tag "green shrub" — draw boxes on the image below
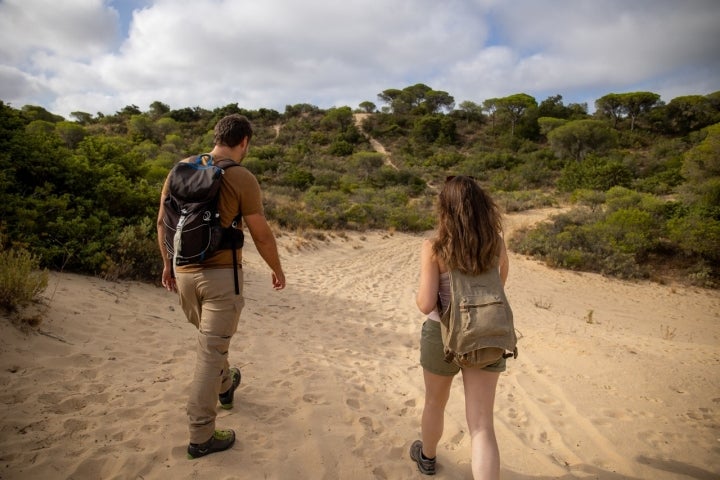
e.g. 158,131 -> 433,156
105,217 -> 161,282
595,208 -> 658,255
278,167 -> 315,190
509,224 -> 551,256
570,189 -> 606,211
343,203 -> 373,228
253,145 -> 283,160
510,159 -> 557,189
668,210 -> 720,261
244,156 -> 280,176
425,151 -> 463,169
493,189 -> 556,212
328,140 -> 354,156
0,246 -> 48,313
558,155 -> 634,192
387,206 -> 435,231
368,167 -> 426,195
303,189 -> 348,229
312,169 -> 342,188
546,247 -> 590,270
510,207 -> 649,279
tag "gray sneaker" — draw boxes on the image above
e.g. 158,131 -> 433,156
410,440 -> 436,475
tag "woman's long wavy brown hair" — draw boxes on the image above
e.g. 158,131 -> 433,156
432,176 -> 503,275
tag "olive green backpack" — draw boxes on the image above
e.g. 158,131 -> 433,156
439,267 -> 518,368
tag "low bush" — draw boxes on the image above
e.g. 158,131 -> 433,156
105,217 -> 161,282
0,246 -> 49,315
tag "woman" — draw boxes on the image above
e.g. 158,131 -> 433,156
411,176 -> 510,479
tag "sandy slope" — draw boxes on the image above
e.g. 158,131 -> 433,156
0,208 -> 718,479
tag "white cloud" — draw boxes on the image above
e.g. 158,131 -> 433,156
0,0 -> 717,117
0,65 -> 46,101
0,0 -> 118,64
469,0 -> 720,98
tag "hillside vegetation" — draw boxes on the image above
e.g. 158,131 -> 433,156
0,85 -> 718,288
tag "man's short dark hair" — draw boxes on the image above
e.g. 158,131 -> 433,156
213,114 -> 253,147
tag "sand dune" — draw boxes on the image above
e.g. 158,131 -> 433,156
1,208 -> 718,479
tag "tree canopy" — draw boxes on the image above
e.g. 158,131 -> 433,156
378,83 -> 454,115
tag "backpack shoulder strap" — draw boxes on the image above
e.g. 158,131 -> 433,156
214,158 -> 241,171
186,153 -> 238,170
212,156 -> 243,296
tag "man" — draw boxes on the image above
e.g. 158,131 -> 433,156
157,114 -> 286,459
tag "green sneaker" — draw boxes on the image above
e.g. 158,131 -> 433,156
219,367 -> 241,409
187,429 -> 236,459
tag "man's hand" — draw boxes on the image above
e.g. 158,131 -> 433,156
161,265 -> 177,292
245,212 -> 286,292
272,270 -> 286,290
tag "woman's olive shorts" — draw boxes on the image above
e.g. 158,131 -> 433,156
420,320 -> 506,376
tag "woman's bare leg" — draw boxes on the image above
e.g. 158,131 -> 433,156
421,369 -> 454,458
462,367 -> 501,480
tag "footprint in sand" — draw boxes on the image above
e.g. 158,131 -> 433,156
139,423 -> 160,434
599,408 -> 633,421
62,418 -> 88,435
302,393 -> 329,405
49,396 -> 91,415
445,430 -> 465,451
358,416 -> 384,435
536,395 -> 559,406
506,407 -> 530,428
685,408 -> 713,421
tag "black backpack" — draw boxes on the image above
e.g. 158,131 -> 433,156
162,154 -> 244,293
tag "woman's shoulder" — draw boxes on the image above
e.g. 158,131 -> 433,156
421,236 -> 437,254
423,239 -> 449,274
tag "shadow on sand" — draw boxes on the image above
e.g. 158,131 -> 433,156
501,456 -> 717,480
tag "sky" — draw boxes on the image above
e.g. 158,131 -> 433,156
1,0 -> 718,119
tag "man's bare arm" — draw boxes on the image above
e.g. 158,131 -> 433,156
244,213 -> 286,290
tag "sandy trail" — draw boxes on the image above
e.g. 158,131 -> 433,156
0,207 -> 718,479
